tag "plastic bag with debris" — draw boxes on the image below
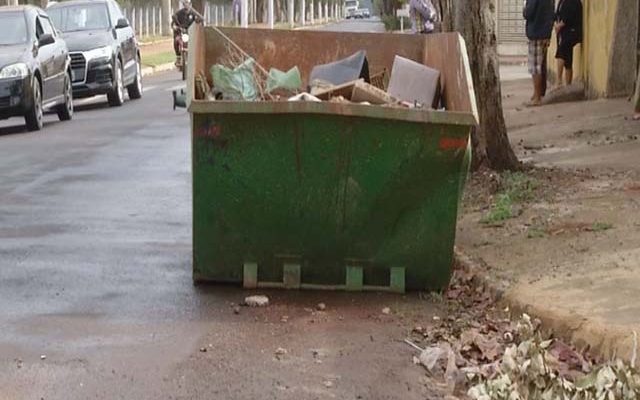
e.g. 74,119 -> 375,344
210,58 -> 258,101
266,67 -> 302,95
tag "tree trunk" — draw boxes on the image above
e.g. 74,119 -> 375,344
438,0 -> 519,171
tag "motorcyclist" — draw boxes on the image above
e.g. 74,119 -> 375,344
171,0 -> 200,64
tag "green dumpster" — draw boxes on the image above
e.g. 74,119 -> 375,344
188,25 -> 478,292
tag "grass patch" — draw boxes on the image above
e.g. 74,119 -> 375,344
141,51 -> 175,68
481,172 -> 539,225
481,193 -> 513,224
139,35 -> 172,44
527,227 -> 546,239
502,171 -> 539,202
590,222 -> 613,232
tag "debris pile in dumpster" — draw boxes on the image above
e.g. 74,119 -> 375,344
195,33 -> 442,110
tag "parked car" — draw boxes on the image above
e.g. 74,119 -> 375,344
0,6 -> 73,131
47,0 -> 142,107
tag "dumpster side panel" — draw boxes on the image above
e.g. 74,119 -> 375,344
192,112 -> 470,290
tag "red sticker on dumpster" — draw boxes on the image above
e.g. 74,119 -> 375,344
439,137 -> 468,150
196,120 -> 221,138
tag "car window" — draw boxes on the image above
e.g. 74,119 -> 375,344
0,12 -> 28,45
35,16 -> 45,39
107,1 -> 123,26
39,16 -> 56,36
48,3 -> 111,32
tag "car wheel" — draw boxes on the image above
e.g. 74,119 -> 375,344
127,56 -> 143,100
25,78 -> 43,132
107,58 -> 125,107
57,73 -> 74,121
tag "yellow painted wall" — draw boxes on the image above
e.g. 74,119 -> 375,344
547,0 -> 618,97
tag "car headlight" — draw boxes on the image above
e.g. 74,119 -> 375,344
0,63 -> 29,80
84,46 -> 112,62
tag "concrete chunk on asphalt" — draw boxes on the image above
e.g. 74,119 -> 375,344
244,295 -> 269,307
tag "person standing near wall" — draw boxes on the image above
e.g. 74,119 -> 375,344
523,0 -> 555,106
554,0 -> 583,89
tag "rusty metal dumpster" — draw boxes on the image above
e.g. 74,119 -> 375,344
187,25 -> 478,292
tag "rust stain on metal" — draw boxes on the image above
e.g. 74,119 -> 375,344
439,137 -> 468,150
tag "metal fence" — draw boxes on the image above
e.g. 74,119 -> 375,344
121,3 -> 239,38
122,0 -> 341,38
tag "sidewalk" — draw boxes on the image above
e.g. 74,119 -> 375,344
457,75 -> 640,362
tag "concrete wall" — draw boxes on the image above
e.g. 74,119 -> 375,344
548,0 -> 639,98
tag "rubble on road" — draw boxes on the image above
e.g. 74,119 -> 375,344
244,295 -> 269,307
275,347 -> 287,360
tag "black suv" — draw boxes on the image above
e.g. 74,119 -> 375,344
0,6 -> 73,131
47,0 -> 142,106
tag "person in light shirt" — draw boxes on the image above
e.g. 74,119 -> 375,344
409,0 -> 437,34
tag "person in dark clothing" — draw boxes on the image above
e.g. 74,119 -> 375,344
554,0 -> 583,89
523,0 -> 555,106
171,0 -> 200,57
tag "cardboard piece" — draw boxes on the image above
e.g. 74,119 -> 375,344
350,80 -> 400,105
312,79 -> 363,101
387,56 -> 441,108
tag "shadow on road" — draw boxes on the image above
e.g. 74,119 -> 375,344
0,121 -> 60,137
74,100 -> 111,113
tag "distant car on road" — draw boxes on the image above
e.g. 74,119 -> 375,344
47,0 -> 142,107
344,0 -> 358,18
0,6 -> 73,131
361,8 -> 370,18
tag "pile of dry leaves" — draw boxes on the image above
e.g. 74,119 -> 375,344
406,268 -> 640,399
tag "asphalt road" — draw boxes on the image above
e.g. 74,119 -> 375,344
0,73 -> 204,398
0,20 -> 439,399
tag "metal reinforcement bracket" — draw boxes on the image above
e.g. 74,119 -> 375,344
242,261 -> 405,293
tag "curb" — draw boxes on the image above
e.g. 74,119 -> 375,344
454,248 -> 637,363
141,62 -> 176,77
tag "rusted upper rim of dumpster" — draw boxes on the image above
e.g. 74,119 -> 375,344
188,99 -> 478,127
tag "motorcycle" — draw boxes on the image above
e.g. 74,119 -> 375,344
175,28 -> 189,81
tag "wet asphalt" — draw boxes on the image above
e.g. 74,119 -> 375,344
0,20 -> 388,399
0,71 -> 214,398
